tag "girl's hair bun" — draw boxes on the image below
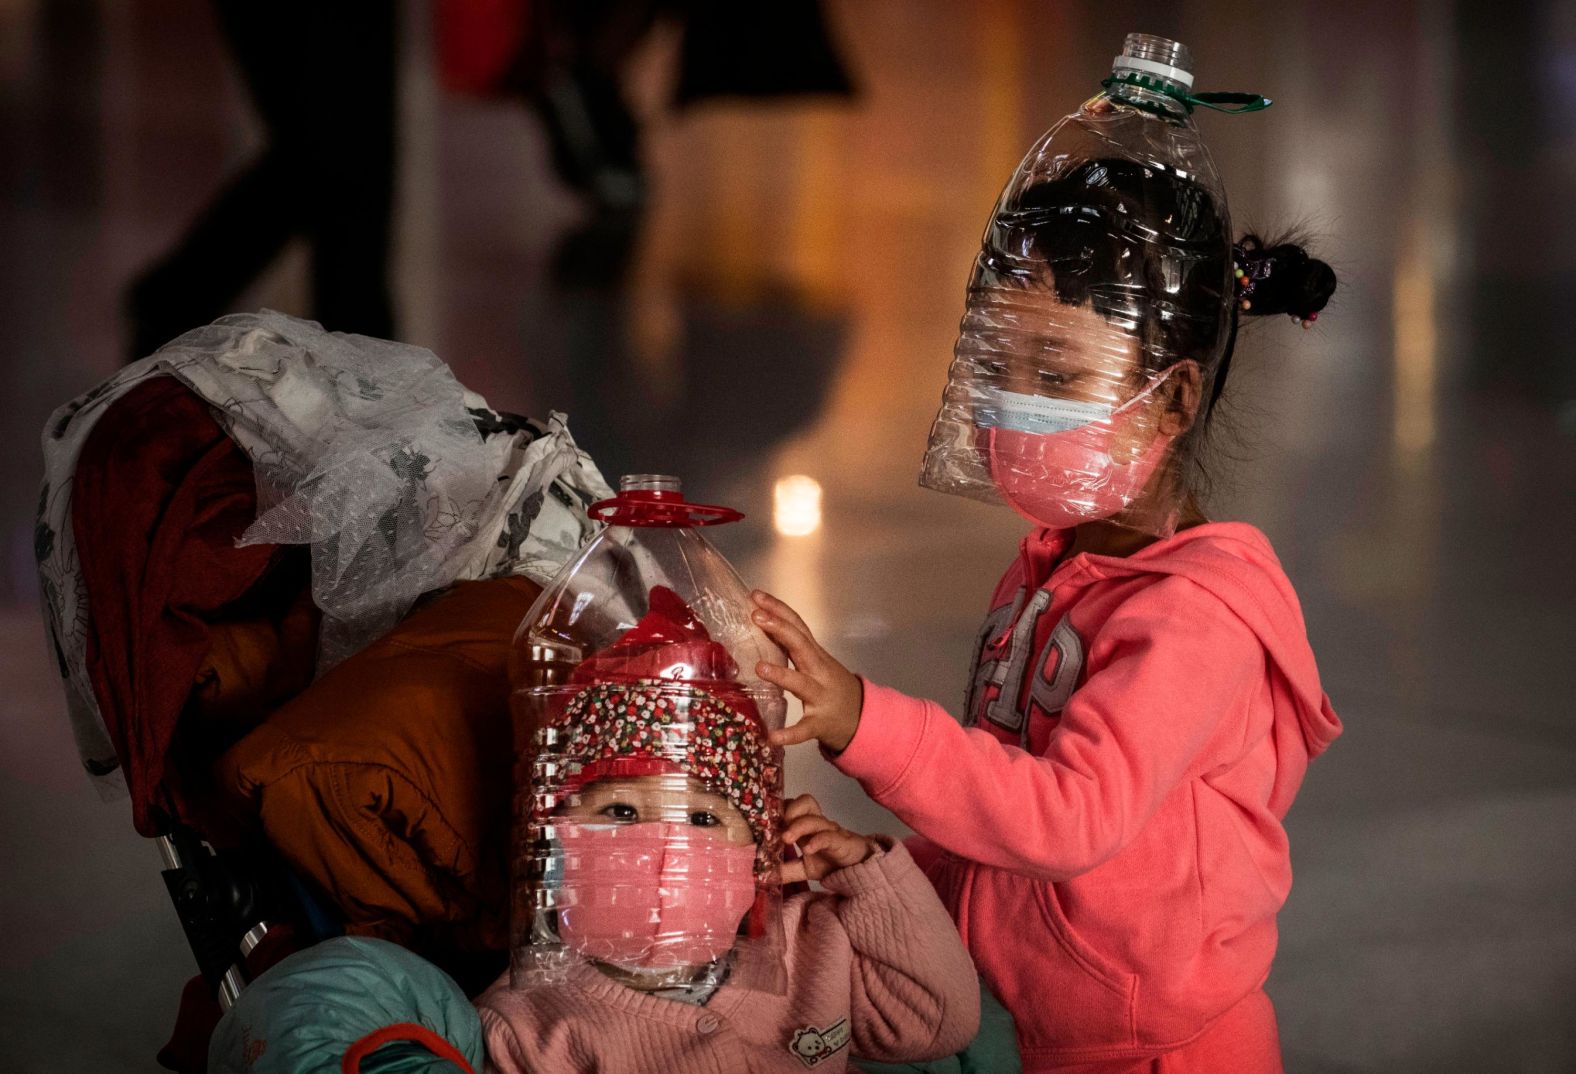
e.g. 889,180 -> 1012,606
1233,234 -> 1336,321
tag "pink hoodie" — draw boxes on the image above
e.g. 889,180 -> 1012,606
476,841 -> 980,1073
834,522 -> 1340,1071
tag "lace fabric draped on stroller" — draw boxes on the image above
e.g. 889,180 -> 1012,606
35,312 -> 611,1070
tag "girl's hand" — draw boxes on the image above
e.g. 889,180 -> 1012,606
750,591 -> 863,752
778,794 -> 879,884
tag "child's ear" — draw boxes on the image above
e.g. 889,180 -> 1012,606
1158,360 -> 1203,437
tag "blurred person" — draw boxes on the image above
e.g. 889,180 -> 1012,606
446,0 -> 855,212
125,1 -> 397,360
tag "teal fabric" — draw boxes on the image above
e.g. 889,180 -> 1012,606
855,979 -> 1021,1074
208,937 -> 484,1074
357,1041 -> 469,1074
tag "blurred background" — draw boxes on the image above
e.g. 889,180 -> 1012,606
3,1 -> 1575,1071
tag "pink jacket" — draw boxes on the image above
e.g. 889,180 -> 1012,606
476,841 -> 980,1073
834,523 -> 1340,1071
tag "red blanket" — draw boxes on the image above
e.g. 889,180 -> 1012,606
71,376 -> 300,836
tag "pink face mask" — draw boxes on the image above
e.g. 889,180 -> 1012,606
553,821 -> 759,970
981,378 -> 1174,531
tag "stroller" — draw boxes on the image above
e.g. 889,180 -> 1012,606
36,313 -> 611,1072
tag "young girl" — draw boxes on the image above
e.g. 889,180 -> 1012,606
475,672 -> 983,1073
749,38 -> 1341,1074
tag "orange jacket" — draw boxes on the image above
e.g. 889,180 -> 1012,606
220,576 -> 541,950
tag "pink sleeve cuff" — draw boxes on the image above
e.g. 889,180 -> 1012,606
831,678 -> 933,800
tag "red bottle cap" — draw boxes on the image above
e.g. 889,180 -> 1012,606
588,475 -> 744,528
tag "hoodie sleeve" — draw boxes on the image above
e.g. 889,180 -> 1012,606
818,840 -> 981,1062
834,577 -> 1264,880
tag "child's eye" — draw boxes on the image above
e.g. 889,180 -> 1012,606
601,803 -> 638,822
1038,369 -> 1069,386
689,811 -> 720,828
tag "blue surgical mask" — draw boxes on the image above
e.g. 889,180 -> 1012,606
974,388 -> 1115,435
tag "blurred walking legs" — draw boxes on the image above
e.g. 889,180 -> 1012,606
125,0 -> 397,359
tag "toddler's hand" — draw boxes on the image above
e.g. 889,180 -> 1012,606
778,794 -> 879,884
750,591 -> 863,752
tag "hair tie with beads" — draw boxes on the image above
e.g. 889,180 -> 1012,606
1232,240 -> 1272,314
1233,239 -> 1323,328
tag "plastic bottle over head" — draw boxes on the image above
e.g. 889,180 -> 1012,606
919,33 -> 1237,538
508,475 -> 788,993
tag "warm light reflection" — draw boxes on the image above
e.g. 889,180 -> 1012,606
1393,225 -> 1438,462
773,475 -> 823,537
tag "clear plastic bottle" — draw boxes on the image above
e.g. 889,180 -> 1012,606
508,475 -> 788,993
919,33 -> 1235,538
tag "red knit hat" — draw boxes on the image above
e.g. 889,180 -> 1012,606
536,586 -> 782,854
547,679 -> 779,850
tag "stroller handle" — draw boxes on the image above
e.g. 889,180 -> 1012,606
155,828 -> 273,1010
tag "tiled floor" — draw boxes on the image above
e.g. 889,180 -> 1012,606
3,2 -> 1574,1071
